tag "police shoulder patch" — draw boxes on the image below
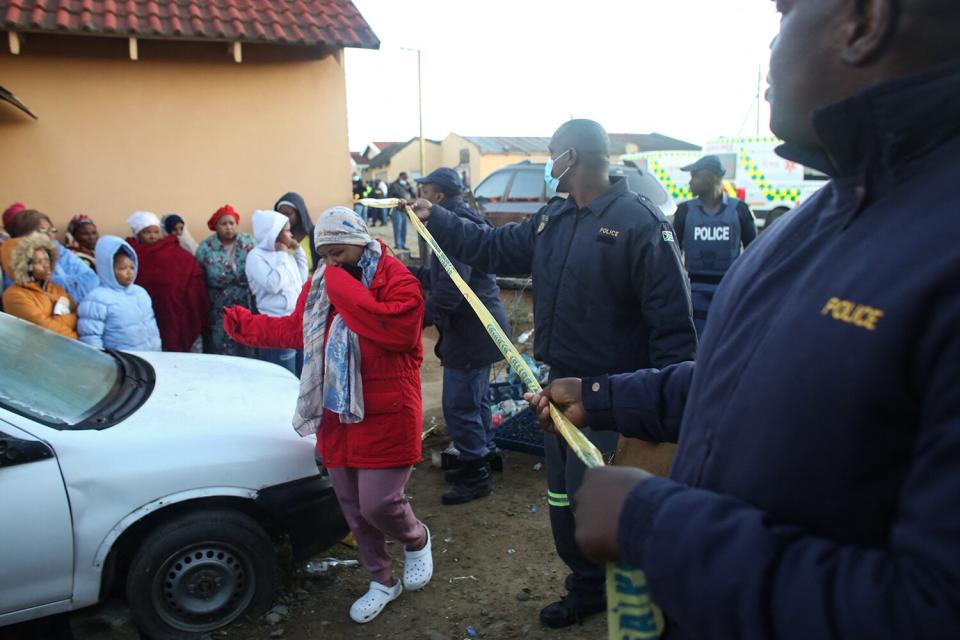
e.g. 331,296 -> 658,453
536,215 -> 550,235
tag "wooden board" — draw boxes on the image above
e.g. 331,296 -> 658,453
613,437 -> 676,477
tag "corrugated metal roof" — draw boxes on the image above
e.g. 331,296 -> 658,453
461,136 -> 551,154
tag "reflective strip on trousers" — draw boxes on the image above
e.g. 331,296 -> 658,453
548,490 -> 570,508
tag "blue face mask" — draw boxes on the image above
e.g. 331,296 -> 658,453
544,149 -> 571,192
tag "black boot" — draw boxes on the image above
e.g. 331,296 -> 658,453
444,450 -> 503,484
539,595 -> 606,628
441,458 -> 492,505
443,466 -> 466,484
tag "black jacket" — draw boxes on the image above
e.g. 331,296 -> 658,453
387,179 -> 415,201
412,196 -> 510,369
273,191 -> 318,268
585,60 -> 960,640
426,179 -> 697,377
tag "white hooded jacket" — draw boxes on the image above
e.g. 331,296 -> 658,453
245,210 -> 308,317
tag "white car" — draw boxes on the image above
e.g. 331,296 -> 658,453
0,313 -> 348,639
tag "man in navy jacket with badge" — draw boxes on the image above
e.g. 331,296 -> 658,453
407,119 -> 697,628
528,0 -> 960,637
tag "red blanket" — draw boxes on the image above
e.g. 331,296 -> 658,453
128,235 -> 210,352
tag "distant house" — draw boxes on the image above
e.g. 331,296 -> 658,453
440,132 -> 700,185
350,152 -> 369,176
361,138 -> 442,183
0,0 -> 378,236
356,131 -> 700,190
360,141 -> 402,161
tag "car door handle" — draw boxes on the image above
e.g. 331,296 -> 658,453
0,432 -> 54,468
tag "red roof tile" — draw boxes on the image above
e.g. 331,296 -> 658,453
1,0 -> 379,49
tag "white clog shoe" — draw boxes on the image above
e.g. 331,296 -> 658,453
403,523 -> 433,591
349,580 -> 403,623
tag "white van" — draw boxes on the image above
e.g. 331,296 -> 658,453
625,136 -> 829,229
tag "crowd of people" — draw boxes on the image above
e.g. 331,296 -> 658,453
352,173 -> 416,250
3,2 -> 959,633
0,192 -> 325,372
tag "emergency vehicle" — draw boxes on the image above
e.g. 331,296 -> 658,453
624,137 -> 829,229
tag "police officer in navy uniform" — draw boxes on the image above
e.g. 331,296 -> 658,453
530,1 -> 960,638
672,155 -> 757,336
408,167 -> 511,506
405,120 -> 697,628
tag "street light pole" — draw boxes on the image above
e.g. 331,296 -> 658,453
401,46 -> 430,262
417,48 -> 425,179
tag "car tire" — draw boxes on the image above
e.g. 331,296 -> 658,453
125,509 -> 277,640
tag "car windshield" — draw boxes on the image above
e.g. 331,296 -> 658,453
0,313 -> 120,426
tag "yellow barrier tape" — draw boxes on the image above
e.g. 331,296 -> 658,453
360,198 -> 603,468
360,198 -> 664,639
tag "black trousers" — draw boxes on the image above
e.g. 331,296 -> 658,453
544,422 -> 619,601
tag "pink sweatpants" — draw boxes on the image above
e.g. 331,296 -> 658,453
327,466 -> 425,584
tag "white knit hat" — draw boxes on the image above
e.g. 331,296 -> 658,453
127,211 -> 162,235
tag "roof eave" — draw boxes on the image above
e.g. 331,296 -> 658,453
3,27 -> 379,50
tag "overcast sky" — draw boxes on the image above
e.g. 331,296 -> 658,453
344,0 -> 781,151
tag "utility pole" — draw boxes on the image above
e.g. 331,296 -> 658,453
402,46 -> 430,262
417,48 -> 425,179
757,64 -> 762,137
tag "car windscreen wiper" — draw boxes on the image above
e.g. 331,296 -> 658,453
71,351 -> 156,430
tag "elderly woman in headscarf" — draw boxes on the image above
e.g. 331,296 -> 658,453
224,207 -> 432,624
2,202 -> 25,243
195,205 -> 257,356
162,213 -> 199,255
65,214 -> 99,271
273,192 -> 319,271
127,211 -> 210,352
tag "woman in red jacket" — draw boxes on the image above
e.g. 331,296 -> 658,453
224,206 -> 431,624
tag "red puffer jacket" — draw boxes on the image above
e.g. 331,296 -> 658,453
226,247 -> 424,469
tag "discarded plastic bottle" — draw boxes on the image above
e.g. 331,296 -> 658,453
304,558 -> 360,574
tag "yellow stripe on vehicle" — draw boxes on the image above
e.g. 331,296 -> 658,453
649,157 -> 692,201
739,151 -> 801,203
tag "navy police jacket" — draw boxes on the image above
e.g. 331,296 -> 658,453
425,179 -> 697,377
412,196 -> 510,369
582,61 -> 960,639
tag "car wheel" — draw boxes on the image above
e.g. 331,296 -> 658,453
125,509 -> 277,640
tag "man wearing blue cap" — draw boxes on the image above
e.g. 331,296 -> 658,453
410,167 -> 512,505
673,155 -> 757,336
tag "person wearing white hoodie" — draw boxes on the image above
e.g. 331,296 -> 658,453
245,209 -> 308,374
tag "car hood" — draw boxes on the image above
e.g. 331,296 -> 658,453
44,352 -> 317,517
124,351 -> 308,454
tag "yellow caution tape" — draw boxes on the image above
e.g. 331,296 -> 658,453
360,198 -> 603,468
360,198 -> 664,639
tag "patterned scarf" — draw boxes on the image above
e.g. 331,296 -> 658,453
293,207 -> 381,436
